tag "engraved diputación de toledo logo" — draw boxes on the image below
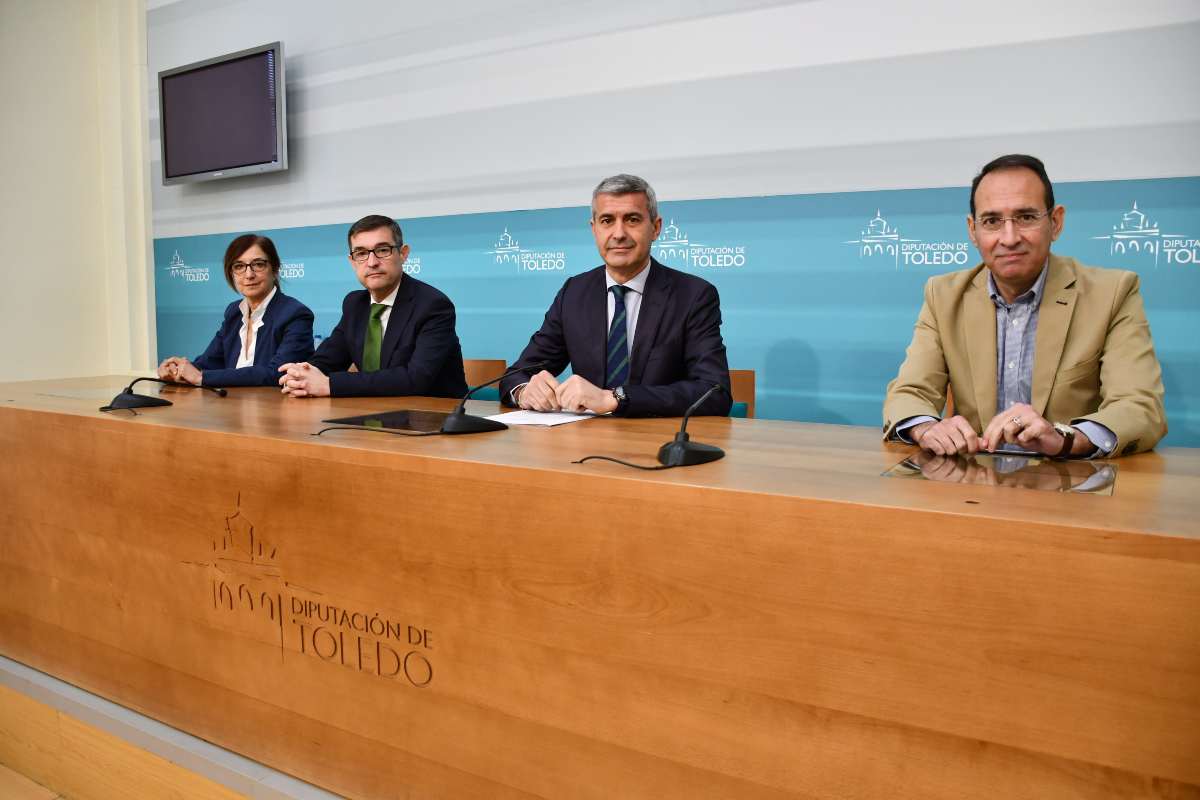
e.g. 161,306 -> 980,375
190,493 -> 434,687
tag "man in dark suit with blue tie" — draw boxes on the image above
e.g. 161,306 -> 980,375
501,175 -> 731,417
278,215 -> 467,398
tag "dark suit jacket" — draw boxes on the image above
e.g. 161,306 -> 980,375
193,291 -> 315,387
501,260 -> 731,416
310,276 -> 467,398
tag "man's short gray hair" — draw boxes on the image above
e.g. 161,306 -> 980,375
591,174 -> 658,221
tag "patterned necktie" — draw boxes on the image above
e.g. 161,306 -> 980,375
605,285 -> 630,389
362,303 -> 386,372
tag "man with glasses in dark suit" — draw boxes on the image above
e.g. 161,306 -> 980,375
278,214 -> 467,398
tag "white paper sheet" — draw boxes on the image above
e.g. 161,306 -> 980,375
485,410 -> 599,427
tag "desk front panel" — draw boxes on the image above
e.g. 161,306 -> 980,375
1,377 -> 1198,799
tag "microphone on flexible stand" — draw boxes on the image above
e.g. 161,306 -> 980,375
100,376 -> 227,412
656,383 -> 728,466
440,361 -> 547,435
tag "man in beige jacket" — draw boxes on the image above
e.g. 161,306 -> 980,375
883,154 -> 1166,458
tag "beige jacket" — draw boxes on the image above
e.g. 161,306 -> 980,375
882,255 -> 1166,456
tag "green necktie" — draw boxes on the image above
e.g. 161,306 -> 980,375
362,303 -> 386,372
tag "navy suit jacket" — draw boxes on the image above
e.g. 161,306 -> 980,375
310,276 -> 467,398
501,260 -> 732,416
193,291 -> 315,387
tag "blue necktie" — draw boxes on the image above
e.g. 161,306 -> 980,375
605,285 -> 630,389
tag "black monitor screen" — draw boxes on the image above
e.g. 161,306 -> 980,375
161,49 -> 279,179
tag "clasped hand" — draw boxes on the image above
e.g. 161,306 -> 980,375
157,357 -> 202,386
517,371 -> 617,414
277,362 -> 331,398
911,403 -> 1079,456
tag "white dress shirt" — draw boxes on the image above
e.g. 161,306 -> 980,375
234,287 -> 277,368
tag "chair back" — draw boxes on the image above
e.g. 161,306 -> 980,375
464,359 -> 507,402
729,369 -> 756,418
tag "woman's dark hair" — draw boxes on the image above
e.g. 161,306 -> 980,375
222,234 -> 282,291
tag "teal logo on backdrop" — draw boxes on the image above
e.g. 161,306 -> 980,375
280,261 -> 305,279
845,211 -> 971,269
403,257 -> 422,275
487,227 -> 567,272
165,250 -> 211,283
845,211 -> 915,266
654,218 -> 747,269
1091,201 -> 1199,266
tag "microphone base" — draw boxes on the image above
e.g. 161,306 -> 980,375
107,392 -> 173,410
440,410 -> 508,435
657,434 -> 725,467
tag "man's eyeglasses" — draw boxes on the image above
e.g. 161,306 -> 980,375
231,259 -> 271,275
350,244 -> 400,262
975,210 -> 1053,233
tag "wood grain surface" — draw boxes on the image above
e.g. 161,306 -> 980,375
0,375 -> 1197,799
0,684 -> 246,800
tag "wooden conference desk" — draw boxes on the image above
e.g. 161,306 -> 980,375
0,376 -> 1197,800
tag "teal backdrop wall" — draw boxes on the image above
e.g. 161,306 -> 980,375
154,177 -> 1200,446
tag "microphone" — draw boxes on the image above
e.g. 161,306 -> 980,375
100,376 -> 227,411
656,383 -> 727,467
440,360 -> 548,435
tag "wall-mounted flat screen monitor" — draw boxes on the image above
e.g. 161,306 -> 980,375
158,41 -> 287,185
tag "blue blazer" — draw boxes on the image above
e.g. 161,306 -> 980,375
193,291 -> 315,387
309,276 -> 468,398
501,260 -> 732,417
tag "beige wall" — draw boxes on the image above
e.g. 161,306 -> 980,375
0,0 -> 152,382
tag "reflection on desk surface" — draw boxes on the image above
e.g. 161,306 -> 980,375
884,451 -> 1118,496
322,409 -> 451,433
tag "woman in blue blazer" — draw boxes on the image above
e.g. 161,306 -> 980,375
158,234 -> 315,388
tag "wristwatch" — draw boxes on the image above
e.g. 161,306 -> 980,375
611,386 -> 629,416
1052,422 -> 1075,459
